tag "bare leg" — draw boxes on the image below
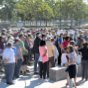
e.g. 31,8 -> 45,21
66,73 -> 69,86
74,78 -> 77,88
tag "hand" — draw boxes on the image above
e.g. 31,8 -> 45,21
26,49 -> 28,54
43,54 -> 46,57
3,59 -> 9,64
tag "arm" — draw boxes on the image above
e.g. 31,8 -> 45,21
23,46 -> 28,53
66,55 -> 69,62
3,58 -> 9,64
21,41 -> 28,54
18,48 -> 24,61
43,49 -> 47,57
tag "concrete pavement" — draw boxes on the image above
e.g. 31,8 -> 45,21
0,66 -> 88,88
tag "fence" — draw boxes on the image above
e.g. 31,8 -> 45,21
0,20 -> 88,29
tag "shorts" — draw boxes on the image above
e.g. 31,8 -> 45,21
66,64 -> 76,79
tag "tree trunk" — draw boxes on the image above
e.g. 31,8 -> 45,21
46,20 -> 47,27
36,20 -> 37,27
70,18 -> 73,28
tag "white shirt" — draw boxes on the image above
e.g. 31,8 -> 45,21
54,47 -> 59,60
76,54 -> 82,64
61,53 -> 67,66
68,51 -> 77,63
3,48 -> 15,63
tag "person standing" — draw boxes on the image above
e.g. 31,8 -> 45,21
14,38 -> 23,78
79,42 -> 88,81
19,34 -> 28,74
3,42 -> 15,85
27,34 -> 34,61
46,39 -> 54,67
39,40 -> 49,79
62,36 -> 70,49
66,46 -> 77,88
55,36 -> 62,66
33,33 -> 41,74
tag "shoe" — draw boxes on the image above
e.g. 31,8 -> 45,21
43,77 -> 46,79
15,76 -> 19,78
81,78 -> 84,81
47,76 -> 49,78
39,77 -> 42,80
85,78 -> 88,81
7,82 -> 14,85
66,83 -> 68,86
34,72 -> 39,75
26,70 -> 30,72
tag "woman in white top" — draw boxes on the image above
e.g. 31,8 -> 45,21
3,42 -> 15,85
66,46 -> 77,88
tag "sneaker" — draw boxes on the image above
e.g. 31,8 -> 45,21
7,82 -> 14,85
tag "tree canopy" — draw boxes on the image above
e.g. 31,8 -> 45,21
0,0 -> 88,21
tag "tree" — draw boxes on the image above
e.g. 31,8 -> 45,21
0,0 -> 88,28
15,0 -> 54,21
0,0 -> 16,20
60,0 -> 87,27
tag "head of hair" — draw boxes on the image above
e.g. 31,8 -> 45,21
67,45 -> 74,53
0,36 -> 2,41
6,43 -> 12,48
51,38 -> 54,42
39,40 -> 46,46
65,36 -> 70,41
19,34 -> 23,38
15,39 -> 19,43
41,34 -> 46,39
36,33 -> 39,37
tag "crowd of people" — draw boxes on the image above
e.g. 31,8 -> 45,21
0,28 -> 88,88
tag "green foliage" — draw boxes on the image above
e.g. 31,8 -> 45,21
0,0 -> 3,5
0,0 -> 88,21
0,0 -> 16,20
60,0 -> 85,20
15,0 -> 54,20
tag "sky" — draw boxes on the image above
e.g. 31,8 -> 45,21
0,5 -> 5,10
83,0 -> 88,4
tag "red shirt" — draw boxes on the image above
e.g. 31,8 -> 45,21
63,40 -> 69,49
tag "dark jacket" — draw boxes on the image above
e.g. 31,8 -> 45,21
0,40 -> 4,50
33,37 -> 41,54
79,47 -> 88,61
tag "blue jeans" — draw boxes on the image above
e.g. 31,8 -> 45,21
34,53 -> 39,73
4,63 -> 15,83
14,59 -> 22,78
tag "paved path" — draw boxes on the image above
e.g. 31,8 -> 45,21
0,66 -> 88,88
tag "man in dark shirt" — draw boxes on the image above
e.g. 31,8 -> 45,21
33,33 -> 41,74
0,36 -> 4,51
79,42 -> 88,80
